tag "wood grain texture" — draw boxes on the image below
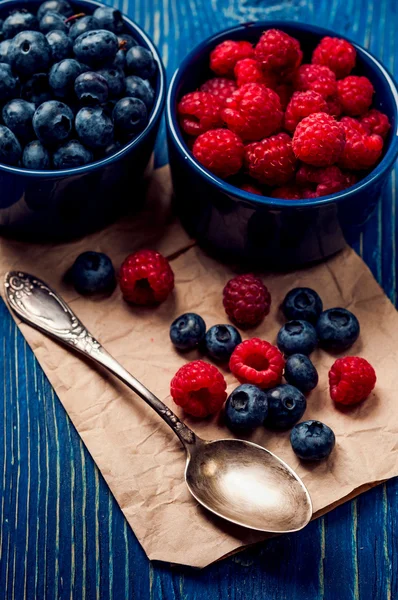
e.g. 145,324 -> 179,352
1,0 -> 398,598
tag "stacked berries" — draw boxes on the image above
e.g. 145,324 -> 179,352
177,29 -> 390,199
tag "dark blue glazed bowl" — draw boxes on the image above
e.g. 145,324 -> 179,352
0,0 -> 166,240
166,22 -> 398,267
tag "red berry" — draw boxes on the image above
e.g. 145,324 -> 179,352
222,82 -> 283,141
360,108 -> 391,139
338,116 -> 383,170
275,82 -> 294,109
301,188 -> 319,198
292,112 -> 345,167
119,249 -> 174,305
271,184 -> 302,199
193,128 -> 244,178
223,274 -> 271,327
326,94 -> 342,118
239,182 -> 263,195
329,356 -> 376,405
312,36 -> 356,79
284,90 -> 328,132
254,29 -> 303,76
244,132 -> 296,186
210,40 -> 254,76
234,58 -> 277,88
296,164 -> 351,196
200,77 -> 237,107
177,91 -> 222,136
170,360 -> 227,417
293,64 -> 337,99
229,338 -> 285,388
337,75 -> 374,116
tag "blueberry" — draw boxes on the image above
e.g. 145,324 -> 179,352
225,384 -> 268,433
96,66 -> 125,97
73,29 -> 118,67
71,251 -> 115,294
100,98 -> 117,117
112,49 -> 126,70
93,6 -> 124,34
277,320 -> 317,356
0,63 -> 19,102
9,31 -> 51,76
39,11 -> 68,34
282,287 -> 323,324
75,106 -> 114,149
117,34 -> 137,51
112,97 -> 147,139
205,324 -> 242,362
2,10 -> 39,39
290,420 -> 335,461
2,99 -> 35,143
53,139 -> 93,169
126,45 -> 156,79
125,75 -> 154,109
21,73 -> 52,105
0,39 -> 12,64
49,58 -> 88,98
316,308 -> 360,352
37,0 -> 73,21
46,29 -> 72,62
0,125 -> 22,166
265,384 -> 307,430
69,16 -> 99,41
284,354 -> 318,393
169,312 -> 206,351
22,140 -> 51,169
33,100 -> 73,146
102,140 -> 121,156
74,71 -> 108,105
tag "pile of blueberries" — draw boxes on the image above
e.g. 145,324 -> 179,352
0,0 -> 157,169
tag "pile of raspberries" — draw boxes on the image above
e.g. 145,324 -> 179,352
177,30 -> 390,199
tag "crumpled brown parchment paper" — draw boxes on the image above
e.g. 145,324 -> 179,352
1,165 -> 398,568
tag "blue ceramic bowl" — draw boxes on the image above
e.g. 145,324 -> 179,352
166,22 -> 398,267
0,0 -> 166,240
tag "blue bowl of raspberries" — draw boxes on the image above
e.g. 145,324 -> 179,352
0,0 -> 165,239
166,21 -> 398,267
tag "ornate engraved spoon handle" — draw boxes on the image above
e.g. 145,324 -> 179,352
4,271 -> 196,448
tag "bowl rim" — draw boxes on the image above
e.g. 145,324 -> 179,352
166,20 -> 398,209
0,0 -> 166,178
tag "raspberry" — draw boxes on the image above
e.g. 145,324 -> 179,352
292,112 -> 345,167
234,58 -> 277,88
296,164 -> 351,196
244,132 -> 296,186
338,117 -> 383,170
275,82 -> 294,109
301,188 -> 319,199
254,29 -> 303,76
193,128 -> 244,178
326,94 -> 342,118
337,75 -> 374,116
119,249 -> 174,305
223,274 -> 271,327
239,182 -> 263,195
229,338 -> 285,388
210,40 -> 253,76
329,356 -> 376,405
177,91 -> 222,136
271,184 -> 302,199
222,83 -> 283,141
170,360 -> 227,417
312,37 -> 356,79
200,77 -> 237,107
360,109 -> 391,139
293,64 -> 337,99
284,91 -> 328,132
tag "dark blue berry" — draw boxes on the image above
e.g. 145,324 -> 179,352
112,97 -> 147,139
73,29 -> 118,67
49,58 -> 87,98
0,125 -> 22,166
2,10 -> 39,39
39,11 -> 68,34
37,0 -> 73,21
112,49 -> 126,70
53,139 -> 93,168
316,308 -> 360,352
102,140 -> 121,156
277,320 -> 317,356
282,287 -> 323,323
126,45 -> 156,79
93,7 -> 124,34
0,39 -> 12,63
117,34 -> 137,51
100,98 -> 117,117
125,75 -> 154,109
265,384 -> 307,430
225,384 -> 268,433
0,63 -> 19,102
33,100 -> 73,146
69,16 -> 99,41
21,73 -> 52,105
71,251 -> 115,294
290,420 -> 335,461
169,312 -> 206,351
284,354 -> 318,393
22,140 -> 51,169
2,99 -> 35,143
96,66 -> 125,97
74,71 -> 108,105
75,106 -> 114,149
9,30 -> 51,76
205,324 -> 242,362
46,29 -> 72,62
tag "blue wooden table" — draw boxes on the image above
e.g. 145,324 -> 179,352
1,0 -> 398,598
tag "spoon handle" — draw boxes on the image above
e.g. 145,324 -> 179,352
4,271 -> 197,448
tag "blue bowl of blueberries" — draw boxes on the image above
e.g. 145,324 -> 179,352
0,0 -> 165,239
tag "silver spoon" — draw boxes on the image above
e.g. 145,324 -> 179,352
4,271 -> 312,533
